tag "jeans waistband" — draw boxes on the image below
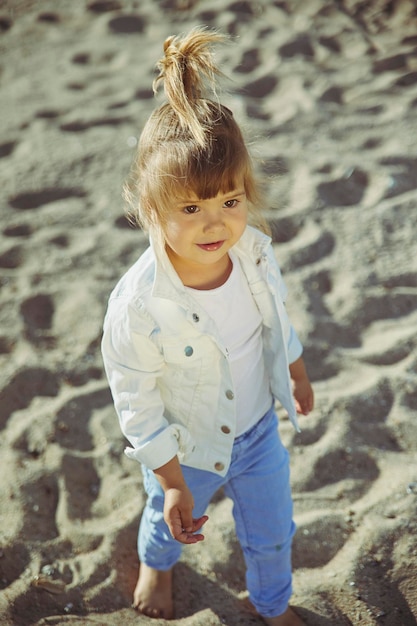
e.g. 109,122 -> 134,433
233,402 -> 276,446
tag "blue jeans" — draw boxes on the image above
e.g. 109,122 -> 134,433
138,405 -> 295,618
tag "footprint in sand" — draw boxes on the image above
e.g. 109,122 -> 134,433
286,231 -> 335,271
37,12 -> 60,24
0,336 -> 15,355
301,448 -> 380,499
0,367 -> 60,430
349,287 -> 417,330
352,531 -> 417,624
342,380 -> 400,452
0,244 -> 24,269
107,14 -> 146,35
8,187 -> 87,211
269,215 -> 301,244
87,0 -> 123,13
20,293 -> 55,342
317,168 -> 368,207
0,543 -> 30,591
233,47 -> 261,74
19,473 -> 60,541
53,387 -> 112,452
60,115 -> 132,132
0,15 -> 12,32
292,513 -> 350,569
0,140 -> 17,158
61,454 -> 101,521
380,156 -> 417,199
279,33 -> 315,60
3,223 -> 33,237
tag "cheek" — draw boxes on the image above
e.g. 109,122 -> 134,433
164,220 -> 193,251
236,210 -> 248,233
163,220 -> 181,242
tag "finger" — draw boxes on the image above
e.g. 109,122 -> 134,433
175,530 -> 205,544
170,520 -> 185,540
304,395 -> 314,414
302,403 -> 311,416
169,512 -> 198,541
297,395 -> 312,415
173,515 -> 209,544
168,508 -> 187,540
191,515 -> 209,532
180,508 -> 194,534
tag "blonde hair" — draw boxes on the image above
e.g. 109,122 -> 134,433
124,27 -> 269,238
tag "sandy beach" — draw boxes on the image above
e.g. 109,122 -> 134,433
1,0 -> 417,624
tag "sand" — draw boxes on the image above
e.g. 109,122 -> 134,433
1,0 -> 417,624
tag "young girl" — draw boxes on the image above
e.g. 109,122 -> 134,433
101,28 -> 314,626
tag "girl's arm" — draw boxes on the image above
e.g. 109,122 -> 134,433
102,302 -> 191,470
289,356 -> 314,416
153,456 -> 208,544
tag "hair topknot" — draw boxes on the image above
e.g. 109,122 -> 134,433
152,27 -> 226,147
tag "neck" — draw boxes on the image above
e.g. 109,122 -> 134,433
166,249 -> 232,290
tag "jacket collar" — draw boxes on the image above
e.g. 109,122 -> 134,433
150,237 -> 187,303
233,225 -> 271,261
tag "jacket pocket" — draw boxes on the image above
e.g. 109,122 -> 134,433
159,335 -> 216,425
161,335 -> 213,367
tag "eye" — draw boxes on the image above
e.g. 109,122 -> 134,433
183,205 -> 199,214
224,199 -> 239,208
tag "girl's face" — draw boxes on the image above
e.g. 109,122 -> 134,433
163,181 -> 248,289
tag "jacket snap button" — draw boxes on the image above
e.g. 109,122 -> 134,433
192,313 -> 199,322
184,346 -> 193,357
225,389 -> 234,400
221,425 -> 231,434
215,462 -> 225,471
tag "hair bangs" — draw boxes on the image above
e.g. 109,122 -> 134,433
149,133 -> 251,208
188,147 -> 249,202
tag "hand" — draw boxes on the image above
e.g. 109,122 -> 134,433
293,377 -> 314,415
164,486 -> 209,544
289,356 -> 314,416
153,456 -> 209,544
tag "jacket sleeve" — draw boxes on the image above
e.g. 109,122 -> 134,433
101,298 -> 195,469
266,246 -> 303,364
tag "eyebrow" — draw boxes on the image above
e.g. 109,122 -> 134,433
226,189 -> 246,198
176,189 -> 246,205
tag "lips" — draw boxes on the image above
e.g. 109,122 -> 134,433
196,241 -> 225,251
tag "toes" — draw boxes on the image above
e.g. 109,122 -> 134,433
134,602 -> 164,618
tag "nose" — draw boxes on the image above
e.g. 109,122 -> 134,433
203,208 -> 224,232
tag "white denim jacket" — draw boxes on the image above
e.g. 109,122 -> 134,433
101,226 -> 303,477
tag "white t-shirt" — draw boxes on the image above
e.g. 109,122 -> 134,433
186,254 -> 272,436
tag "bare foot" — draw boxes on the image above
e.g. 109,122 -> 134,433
132,562 -> 174,619
263,606 -> 305,626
